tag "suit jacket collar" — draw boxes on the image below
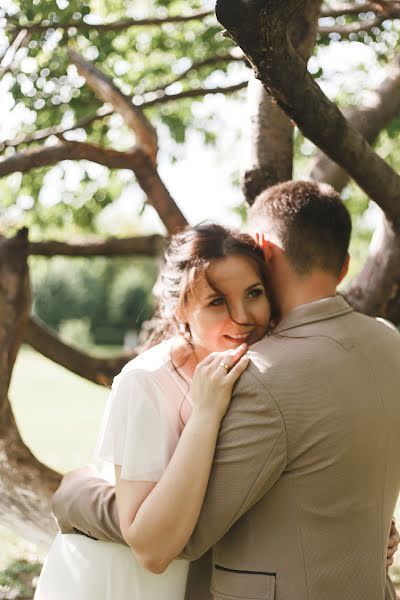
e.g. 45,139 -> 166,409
271,295 -> 353,335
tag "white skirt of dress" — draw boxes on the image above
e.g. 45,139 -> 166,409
34,533 -> 189,600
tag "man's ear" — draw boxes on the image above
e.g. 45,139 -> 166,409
338,253 -> 350,283
254,231 -> 274,262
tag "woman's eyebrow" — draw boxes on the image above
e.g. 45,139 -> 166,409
204,290 -> 223,300
246,281 -> 263,291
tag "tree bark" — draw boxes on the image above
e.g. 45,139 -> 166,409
0,231 -> 60,545
24,316 -> 136,388
308,54 -> 400,192
242,0 -> 322,204
29,234 -> 165,257
307,56 -> 400,322
344,215 -> 400,320
69,50 -> 159,164
216,0 -> 400,226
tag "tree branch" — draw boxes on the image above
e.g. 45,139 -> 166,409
4,82 -> 248,150
0,140 -> 187,233
24,316 -> 135,387
0,29 -> 30,78
142,53 -> 245,95
308,54 -> 400,191
319,1 -> 396,17
2,106 -> 113,150
29,234 -> 165,257
140,81 -> 249,108
216,0 -> 400,225
318,16 -> 384,36
242,0 -> 322,204
0,141 -> 144,176
7,10 -> 214,34
344,215 -> 400,322
69,50 -> 158,163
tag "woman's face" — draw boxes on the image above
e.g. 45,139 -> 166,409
181,254 -> 271,361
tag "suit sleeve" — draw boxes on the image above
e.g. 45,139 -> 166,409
52,468 -> 125,544
180,366 -> 287,560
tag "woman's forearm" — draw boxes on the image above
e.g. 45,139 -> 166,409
126,409 -> 220,573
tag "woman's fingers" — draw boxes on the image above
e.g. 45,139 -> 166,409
226,355 -> 250,383
210,344 -> 248,372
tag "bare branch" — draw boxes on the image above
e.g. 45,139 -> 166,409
344,215 -> 400,322
7,10 -> 214,34
0,140 -> 187,233
29,234 -> 165,257
69,50 -> 158,163
0,29 -> 30,78
309,54 -> 400,191
143,53 -> 245,95
318,15 -> 384,36
216,0 -> 400,225
4,82 -> 248,150
320,0 -> 400,17
0,141 -> 144,176
140,81 -> 249,108
2,106 -> 113,150
24,316 -> 134,387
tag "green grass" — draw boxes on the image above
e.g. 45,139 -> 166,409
9,345 -> 110,474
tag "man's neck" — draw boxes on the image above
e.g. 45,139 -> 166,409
278,273 -> 338,318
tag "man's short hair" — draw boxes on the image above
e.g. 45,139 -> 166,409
248,180 -> 352,276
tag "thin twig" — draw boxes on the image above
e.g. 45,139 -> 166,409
7,10 -> 214,34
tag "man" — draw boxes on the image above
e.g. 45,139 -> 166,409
53,181 -> 400,599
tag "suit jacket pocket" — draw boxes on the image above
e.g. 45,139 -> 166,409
211,564 -> 275,600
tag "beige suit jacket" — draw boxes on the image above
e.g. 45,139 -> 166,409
53,296 -> 400,600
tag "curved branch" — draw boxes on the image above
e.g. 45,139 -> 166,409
318,16 -> 384,36
0,141 -> 144,176
308,54 -> 400,191
2,106 -> 113,150
344,214 -> 400,323
7,10 -> 214,34
0,140 -> 188,233
24,316 -> 135,387
4,82 -> 248,150
140,81 -> 249,108
216,0 -> 400,225
143,53 -> 245,95
69,50 -> 158,163
29,234 -> 165,257
320,1 -> 399,17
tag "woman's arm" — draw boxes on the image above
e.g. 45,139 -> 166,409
115,345 -> 249,574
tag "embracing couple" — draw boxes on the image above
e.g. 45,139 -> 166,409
35,180 -> 400,600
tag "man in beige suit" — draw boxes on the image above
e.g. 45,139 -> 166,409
53,181 -> 400,599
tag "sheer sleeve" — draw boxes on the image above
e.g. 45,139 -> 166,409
95,369 -> 179,482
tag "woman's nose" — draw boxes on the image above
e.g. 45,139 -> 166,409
229,303 -> 250,325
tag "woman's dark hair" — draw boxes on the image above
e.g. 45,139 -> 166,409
145,222 -> 274,348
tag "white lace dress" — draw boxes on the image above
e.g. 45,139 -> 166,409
34,339 -> 191,600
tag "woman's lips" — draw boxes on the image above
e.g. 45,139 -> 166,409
224,332 -> 254,342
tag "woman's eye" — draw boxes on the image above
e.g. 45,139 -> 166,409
209,297 -> 225,307
248,287 -> 264,299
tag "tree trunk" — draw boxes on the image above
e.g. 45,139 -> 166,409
242,0 -> 322,205
0,231 -> 59,545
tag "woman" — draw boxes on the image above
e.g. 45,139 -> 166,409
34,223 -> 273,600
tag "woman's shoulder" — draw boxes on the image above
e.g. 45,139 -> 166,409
115,338 -> 175,386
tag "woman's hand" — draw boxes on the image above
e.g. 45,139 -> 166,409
387,520 -> 400,569
191,344 -> 250,422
